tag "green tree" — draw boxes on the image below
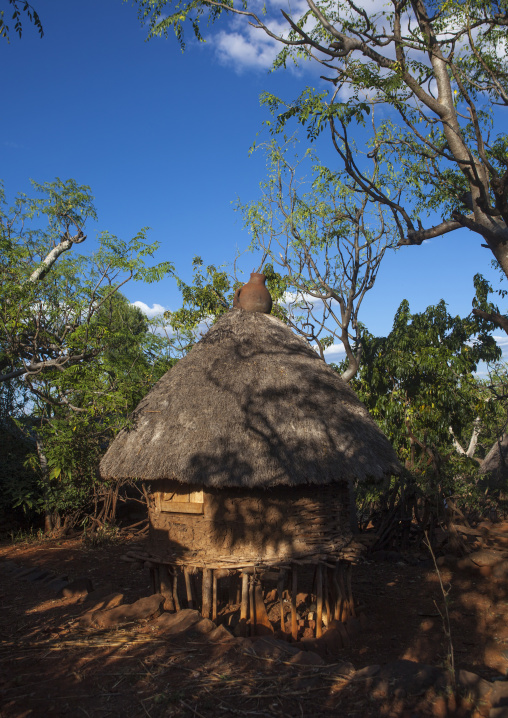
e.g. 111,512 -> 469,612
0,178 -> 175,531
23,293 -> 174,533
166,137 -> 395,381
350,297 -> 501,496
241,138 -> 398,379
0,179 -> 173,384
132,0 -> 508,279
472,269 -> 508,335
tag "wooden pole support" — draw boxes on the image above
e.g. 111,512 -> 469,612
235,574 -> 241,605
277,570 -> 286,632
238,571 -> 249,638
212,570 -> 218,622
150,565 -> 160,595
249,575 -> 255,637
202,568 -> 212,619
324,567 -> 331,628
254,582 -> 273,634
346,563 -> 355,618
184,567 -> 194,609
316,563 -> 323,638
333,563 -> 342,621
160,565 -> 175,612
240,572 -> 249,622
172,570 -> 181,612
291,565 -> 298,641
337,563 -> 348,622
228,573 -> 238,606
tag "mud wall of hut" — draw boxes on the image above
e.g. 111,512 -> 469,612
147,479 -> 351,563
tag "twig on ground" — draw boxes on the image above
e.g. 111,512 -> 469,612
180,700 -> 208,718
139,697 -> 153,718
424,530 -> 455,686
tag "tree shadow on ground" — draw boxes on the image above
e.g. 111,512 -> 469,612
2,534 -> 508,717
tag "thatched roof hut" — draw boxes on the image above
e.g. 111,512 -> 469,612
100,309 -> 400,566
101,309 -> 400,486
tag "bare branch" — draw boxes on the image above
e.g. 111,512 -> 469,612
0,350 -> 99,384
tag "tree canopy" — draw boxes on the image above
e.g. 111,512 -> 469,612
0,177 -> 175,530
241,138 -> 398,379
132,0 -> 508,278
0,179 -> 173,384
349,294 -> 502,496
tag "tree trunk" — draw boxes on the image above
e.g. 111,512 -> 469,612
488,231 -> 508,284
36,437 -> 54,535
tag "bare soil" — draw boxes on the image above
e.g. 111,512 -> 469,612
1,524 -> 508,718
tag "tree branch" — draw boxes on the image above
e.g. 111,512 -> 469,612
28,229 -> 86,282
398,218 -> 463,246
472,308 -> 508,335
449,420 -> 481,463
0,350 -> 99,383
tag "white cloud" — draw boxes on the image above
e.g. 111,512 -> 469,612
323,343 -> 346,366
214,25 -> 284,71
310,340 -> 346,364
493,334 -> 508,350
324,342 -> 345,355
131,301 -> 167,319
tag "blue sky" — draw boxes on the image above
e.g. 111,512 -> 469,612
2,0 -> 507,365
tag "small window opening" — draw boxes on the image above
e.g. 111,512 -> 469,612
160,488 -> 204,514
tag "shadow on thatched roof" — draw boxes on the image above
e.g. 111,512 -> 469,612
100,310 -> 401,487
479,434 -> 508,492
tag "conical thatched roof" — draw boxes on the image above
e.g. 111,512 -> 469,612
100,309 -> 401,487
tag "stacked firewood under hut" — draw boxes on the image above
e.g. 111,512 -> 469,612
100,273 -> 401,640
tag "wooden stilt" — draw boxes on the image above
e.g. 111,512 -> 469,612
240,572 -> 249,621
202,568 -> 212,619
337,563 -> 348,622
172,570 -> 181,612
239,571 -> 249,637
346,563 -> 355,618
160,565 -> 175,612
190,567 -> 199,607
291,565 -> 298,641
277,570 -> 286,632
249,575 -> 255,636
333,563 -> 342,621
212,570 -> 218,622
150,565 -> 160,595
228,574 -> 238,606
254,582 -> 273,635
316,563 -> 323,638
184,567 -> 194,609
325,567 -> 331,628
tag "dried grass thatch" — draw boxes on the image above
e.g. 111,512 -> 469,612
100,309 -> 401,487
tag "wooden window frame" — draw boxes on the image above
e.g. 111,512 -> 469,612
158,489 -> 204,515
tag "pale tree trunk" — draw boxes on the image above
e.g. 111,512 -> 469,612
28,230 -> 86,283
449,419 -> 481,464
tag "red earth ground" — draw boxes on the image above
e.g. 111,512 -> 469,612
1,522 -> 508,718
